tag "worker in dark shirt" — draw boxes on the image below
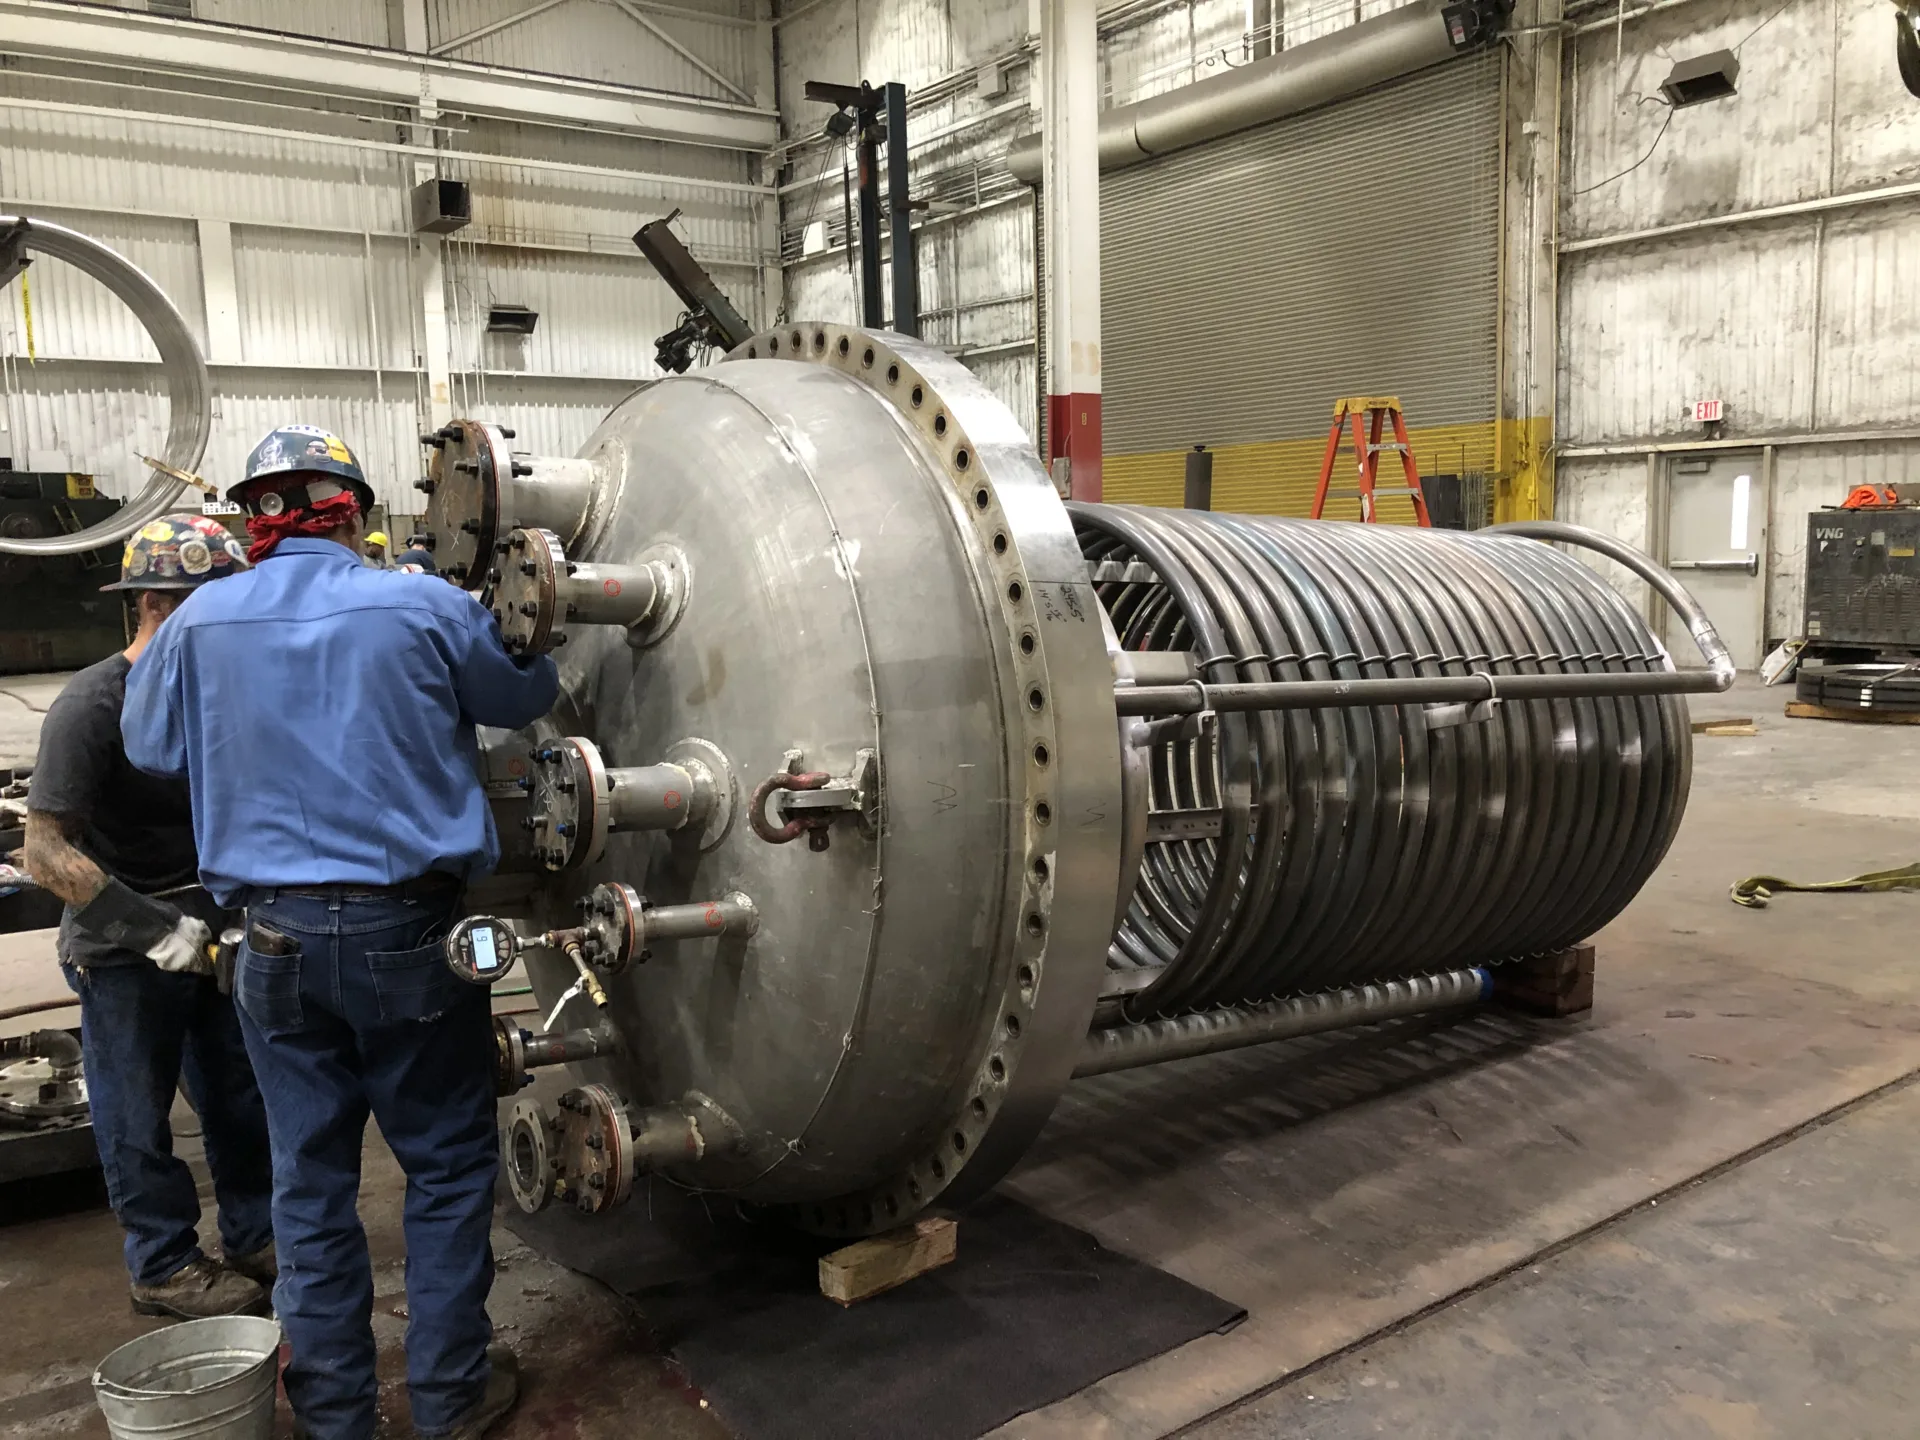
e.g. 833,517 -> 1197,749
25,513 -> 274,1319
124,426 -> 558,1440
393,539 -> 437,575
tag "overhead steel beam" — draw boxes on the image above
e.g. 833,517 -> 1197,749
0,96 -> 774,195
0,0 -> 776,152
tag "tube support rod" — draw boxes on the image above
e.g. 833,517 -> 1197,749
1075,969 -> 1490,1077
1115,664 -> 1730,717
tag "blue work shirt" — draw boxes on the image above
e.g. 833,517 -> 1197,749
122,537 -> 559,905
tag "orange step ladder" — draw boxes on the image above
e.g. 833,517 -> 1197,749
1309,395 -> 1433,526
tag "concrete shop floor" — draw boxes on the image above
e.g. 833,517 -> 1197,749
1,674 -> 1917,1439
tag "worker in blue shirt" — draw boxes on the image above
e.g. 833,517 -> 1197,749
123,425 -> 559,1440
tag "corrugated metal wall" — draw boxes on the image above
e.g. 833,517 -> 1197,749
776,0 -> 1446,454
192,0 -> 393,44
0,1 -> 772,519
1558,0 -> 1920,641
429,0 -> 763,101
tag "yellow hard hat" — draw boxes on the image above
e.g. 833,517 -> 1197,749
365,530 -> 390,549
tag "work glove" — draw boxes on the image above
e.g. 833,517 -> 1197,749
72,877 -> 186,954
147,914 -> 214,974
73,878 -> 213,974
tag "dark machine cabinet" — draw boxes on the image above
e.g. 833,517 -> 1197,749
1803,508 -> 1920,652
0,472 -> 127,675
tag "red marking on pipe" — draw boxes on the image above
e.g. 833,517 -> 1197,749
703,904 -> 722,930
602,577 -> 623,597
663,789 -> 682,809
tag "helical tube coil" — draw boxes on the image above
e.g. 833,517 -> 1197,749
1073,504 -> 1692,1021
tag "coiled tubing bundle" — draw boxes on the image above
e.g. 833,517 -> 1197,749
1073,504 -> 1692,1020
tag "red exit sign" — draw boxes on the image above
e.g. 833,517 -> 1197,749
1690,399 -> 1724,423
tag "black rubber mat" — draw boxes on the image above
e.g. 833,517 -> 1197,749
503,1185 -> 1244,1440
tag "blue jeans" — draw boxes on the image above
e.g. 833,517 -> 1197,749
63,961 -> 275,1286
233,888 -> 497,1440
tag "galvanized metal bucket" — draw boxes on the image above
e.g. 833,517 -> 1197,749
92,1315 -> 280,1440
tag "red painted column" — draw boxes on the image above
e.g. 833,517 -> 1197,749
1041,0 -> 1102,502
1046,393 -> 1102,500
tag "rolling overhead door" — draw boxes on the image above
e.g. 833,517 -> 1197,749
1100,51 -> 1503,518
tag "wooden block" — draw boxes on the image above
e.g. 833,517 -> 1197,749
1691,717 -> 1757,736
1785,700 -> 1920,725
1490,943 -> 1595,1018
819,1216 -> 957,1306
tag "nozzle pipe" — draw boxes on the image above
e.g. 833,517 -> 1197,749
0,1027 -> 82,1077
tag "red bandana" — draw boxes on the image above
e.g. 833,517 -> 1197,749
246,490 -> 362,564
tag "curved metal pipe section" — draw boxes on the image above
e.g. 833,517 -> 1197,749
1007,0 -> 1460,183
1488,519 -> 1738,688
0,1027 -> 82,1076
1073,505 -> 1695,1021
0,216 -> 211,555
1076,968 -> 1490,1077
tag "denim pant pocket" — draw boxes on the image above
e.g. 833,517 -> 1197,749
365,940 -> 462,1023
236,942 -> 303,1032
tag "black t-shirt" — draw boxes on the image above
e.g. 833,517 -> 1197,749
31,655 -> 200,944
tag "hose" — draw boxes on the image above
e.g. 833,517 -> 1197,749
1073,505 -> 1694,1020
0,998 -> 76,1023
0,216 -> 210,555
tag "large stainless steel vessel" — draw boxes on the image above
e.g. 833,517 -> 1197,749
415,326 -> 1733,1237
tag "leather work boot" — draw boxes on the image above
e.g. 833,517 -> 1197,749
130,1256 -> 269,1319
426,1346 -> 521,1440
223,1243 -> 278,1288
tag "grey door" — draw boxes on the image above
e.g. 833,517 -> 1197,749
1665,451 -> 1766,670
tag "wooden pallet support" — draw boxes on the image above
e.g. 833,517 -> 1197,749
1785,700 -> 1920,726
1490,943 -> 1595,1018
819,1215 -> 958,1306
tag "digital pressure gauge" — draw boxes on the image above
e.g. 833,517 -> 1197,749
444,915 -> 522,986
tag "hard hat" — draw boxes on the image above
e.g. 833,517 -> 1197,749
100,513 -> 250,592
365,530 -> 390,549
229,424 -> 375,517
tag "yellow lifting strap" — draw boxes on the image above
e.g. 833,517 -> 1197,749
1729,861 -> 1920,909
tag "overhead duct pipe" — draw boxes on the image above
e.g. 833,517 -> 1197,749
1005,0 -> 1505,184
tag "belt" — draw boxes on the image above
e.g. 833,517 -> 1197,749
273,871 -> 463,902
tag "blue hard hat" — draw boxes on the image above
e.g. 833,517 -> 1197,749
100,513 -> 249,592
229,424 -> 375,516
